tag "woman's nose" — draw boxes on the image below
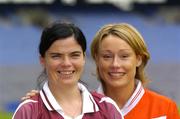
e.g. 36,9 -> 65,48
61,57 -> 71,66
112,56 -> 120,67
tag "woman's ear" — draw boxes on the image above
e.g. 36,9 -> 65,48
83,52 -> 86,58
136,55 -> 142,67
39,56 -> 45,68
82,52 -> 86,64
94,54 -> 99,65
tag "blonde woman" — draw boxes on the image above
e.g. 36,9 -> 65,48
91,23 -> 180,119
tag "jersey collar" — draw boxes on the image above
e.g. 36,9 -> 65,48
96,80 -> 145,116
40,81 -> 99,114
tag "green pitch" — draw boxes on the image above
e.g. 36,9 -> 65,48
0,111 -> 12,119
0,105 -> 179,118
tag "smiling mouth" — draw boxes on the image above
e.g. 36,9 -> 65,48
57,71 -> 74,74
108,72 -> 125,77
57,71 -> 75,78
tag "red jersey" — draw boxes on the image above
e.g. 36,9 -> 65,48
12,82 -> 123,119
97,80 -> 180,119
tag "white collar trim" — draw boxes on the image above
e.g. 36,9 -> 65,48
96,80 -> 145,116
40,81 -> 99,114
121,80 -> 144,116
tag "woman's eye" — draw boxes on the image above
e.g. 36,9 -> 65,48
121,54 -> 129,59
71,54 -> 81,58
102,55 -> 113,59
51,55 -> 60,59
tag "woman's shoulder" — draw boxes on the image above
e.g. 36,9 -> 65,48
145,89 -> 174,102
90,91 -> 124,119
17,94 -> 40,109
90,91 -> 120,111
144,88 -> 178,110
143,89 -> 180,118
90,91 -> 113,103
12,95 -> 40,119
91,91 -> 105,98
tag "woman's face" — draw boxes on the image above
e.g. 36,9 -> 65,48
96,34 -> 141,89
40,36 -> 85,87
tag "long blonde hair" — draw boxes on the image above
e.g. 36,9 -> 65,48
91,23 -> 150,85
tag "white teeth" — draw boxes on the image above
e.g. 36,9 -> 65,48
59,71 -> 73,75
109,72 -> 125,77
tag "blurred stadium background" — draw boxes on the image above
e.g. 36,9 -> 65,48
0,0 -> 180,118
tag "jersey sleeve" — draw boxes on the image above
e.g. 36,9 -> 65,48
167,101 -> 180,119
101,97 -> 124,119
91,91 -> 124,119
12,99 -> 38,119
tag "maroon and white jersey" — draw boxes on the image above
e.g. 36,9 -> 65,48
12,82 -> 123,119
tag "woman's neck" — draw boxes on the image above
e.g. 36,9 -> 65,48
104,81 -> 136,109
49,83 -> 83,118
49,82 -> 81,101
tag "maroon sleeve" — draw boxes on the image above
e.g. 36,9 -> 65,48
106,103 -> 123,119
91,91 -> 124,119
12,100 -> 38,119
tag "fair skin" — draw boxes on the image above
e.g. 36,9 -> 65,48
21,34 -> 141,110
40,36 -> 85,118
95,34 -> 142,108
